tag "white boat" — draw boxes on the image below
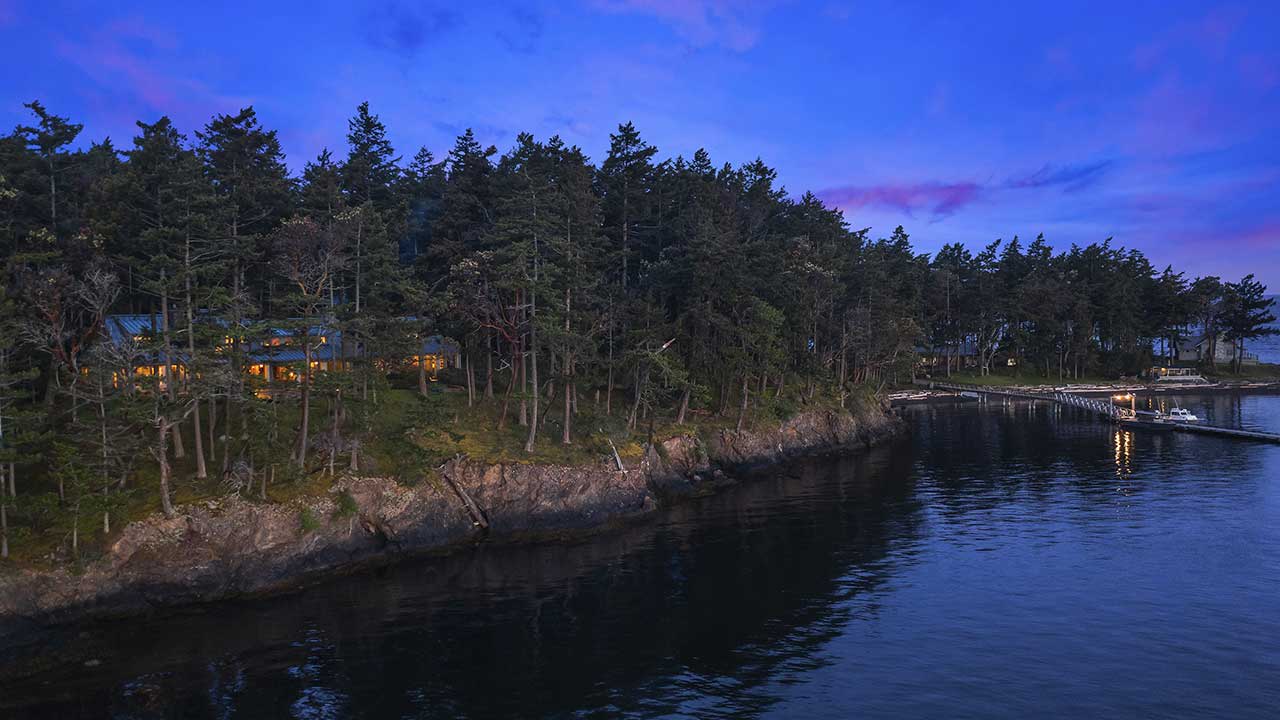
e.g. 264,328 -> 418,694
1167,407 -> 1199,422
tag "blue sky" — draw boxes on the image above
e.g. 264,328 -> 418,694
2,0 -> 1278,286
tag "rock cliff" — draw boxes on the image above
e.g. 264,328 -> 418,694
0,404 -> 900,636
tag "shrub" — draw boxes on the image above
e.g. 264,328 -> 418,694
332,490 -> 358,519
298,507 -> 320,533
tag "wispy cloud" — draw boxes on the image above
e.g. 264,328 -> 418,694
1132,5 -> 1246,71
54,18 -> 246,128
1239,53 -> 1280,92
588,0 -> 777,52
497,5 -> 544,55
820,157 -> 1116,221
1006,160 -> 1113,192
363,1 -> 459,57
819,181 -> 983,220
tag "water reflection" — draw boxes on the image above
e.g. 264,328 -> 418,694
4,394 -> 1280,719
2,447 -> 926,719
1113,429 -> 1134,487
1138,391 -> 1277,432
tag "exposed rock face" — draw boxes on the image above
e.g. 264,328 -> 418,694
0,404 -> 900,636
647,402 -> 899,499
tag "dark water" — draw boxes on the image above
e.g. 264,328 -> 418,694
5,394 -> 1280,719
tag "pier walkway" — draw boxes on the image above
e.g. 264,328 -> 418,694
915,380 -> 1280,444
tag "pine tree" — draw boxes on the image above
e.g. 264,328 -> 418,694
1222,275 -> 1278,372
16,101 -> 83,244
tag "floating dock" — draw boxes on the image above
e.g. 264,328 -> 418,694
916,380 -> 1280,444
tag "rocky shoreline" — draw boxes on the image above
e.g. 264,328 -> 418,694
0,404 -> 900,639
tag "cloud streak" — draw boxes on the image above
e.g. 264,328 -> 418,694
820,158 -> 1115,220
589,0 -> 776,51
54,18 -> 246,127
363,1 -> 459,56
818,181 -> 983,219
1006,160 -> 1113,192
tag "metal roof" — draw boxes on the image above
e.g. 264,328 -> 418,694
102,315 -> 458,365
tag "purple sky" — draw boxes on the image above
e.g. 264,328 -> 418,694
2,0 -> 1278,286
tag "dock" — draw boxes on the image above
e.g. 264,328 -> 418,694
915,380 -> 1280,444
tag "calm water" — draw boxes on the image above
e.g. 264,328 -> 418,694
4,394 -> 1280,719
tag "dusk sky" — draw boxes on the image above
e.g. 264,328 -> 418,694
2,0 -> 1278,286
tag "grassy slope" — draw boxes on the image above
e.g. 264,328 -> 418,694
2,376 -> 869,569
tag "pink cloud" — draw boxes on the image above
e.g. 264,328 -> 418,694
53,18 -> 247,130
1133,5 -> 1246,72
1238,220 -> 1280,251
589,0 -> 776,52
1239,53 -> 1280,92
819,181 -> 983,219
1129,75 -> 1226,154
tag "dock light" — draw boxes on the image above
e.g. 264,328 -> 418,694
1111,393 -> 1136,414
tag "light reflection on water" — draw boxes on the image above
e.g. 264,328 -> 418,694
2,393 -> 1279,719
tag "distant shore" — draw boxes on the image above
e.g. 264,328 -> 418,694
890,376 -> 1280,404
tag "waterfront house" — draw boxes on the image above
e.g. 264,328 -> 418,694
916,339 -> 979,371
101,314 -> 460,389
1176,333 -> 1259,366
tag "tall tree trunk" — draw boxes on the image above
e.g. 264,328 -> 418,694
736,374 -> 749,433
627,365 -> 644,432
621,190 -> 629,289
157,419 -> 175,518
485,337 -> 494,399
98,387 -> 111,535
498,353 -> 517,431
207,397 -> 217,461
296,336 -> 312,466
1,464 -> 8,559
519,297 -> 528,427
606,321 -> 615,416
71,501 -> 80,558
524,344 -> 539,451
223,396 -> 234,475
525,290 -> 540,453
1,492 -> 8,559
354,215 -> 363,314
676,385 -> 691,425
466,354 -> 476,407
185,249 -> 206,479
418,352 -> 430,397
161,282 -> 185,460
562,375 -> 573,445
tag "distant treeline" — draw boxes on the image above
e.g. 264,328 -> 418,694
0,101 -> 1275,559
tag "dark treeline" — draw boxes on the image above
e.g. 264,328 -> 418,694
0,101 -> 1274,560
923,236 -> 1275,379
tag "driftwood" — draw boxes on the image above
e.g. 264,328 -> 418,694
440,457 -> 490,531
603,434 -> 626,473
